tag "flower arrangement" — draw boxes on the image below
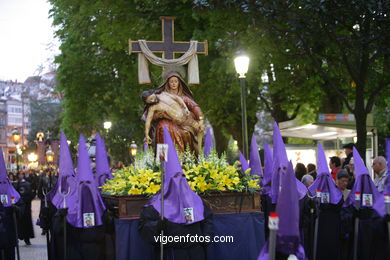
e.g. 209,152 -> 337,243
101,149 -> 260,196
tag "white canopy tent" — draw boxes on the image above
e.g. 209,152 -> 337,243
265,114 -> 378,166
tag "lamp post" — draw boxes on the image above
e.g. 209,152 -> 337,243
11,128 -> 21,172
130,141 -> 138,167
103,121 -> 112,131
27,152 -> 38,168
46,148 -> 54,165
234,52 -> 250,158
28,153 -> 38,163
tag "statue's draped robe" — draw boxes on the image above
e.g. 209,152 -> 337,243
154,96 -> 203,154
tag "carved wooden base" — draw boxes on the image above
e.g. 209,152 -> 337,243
102,191 -> 261,219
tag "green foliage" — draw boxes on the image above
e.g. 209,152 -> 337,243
49,0 -> 390,160
255,0 -> 390,158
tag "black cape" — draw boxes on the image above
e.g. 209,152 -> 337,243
0,201 -> 24,260
301,197 -> 343,260
138,201 -> 213,260
340,206 -> 389,260
15,180 -> 34,240
49,208 -> 114,260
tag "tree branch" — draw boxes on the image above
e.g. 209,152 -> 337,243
257,92 -> 273,114
287,104 -> 301,120
296,33 -> 355,113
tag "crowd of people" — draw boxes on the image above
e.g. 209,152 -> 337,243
296,143 -> 388,199
3,168 -> 59,246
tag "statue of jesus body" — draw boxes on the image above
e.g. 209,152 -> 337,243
143,90 -> 201,144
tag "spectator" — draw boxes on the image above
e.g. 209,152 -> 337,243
8,173 -> 16,185
307,163 -> 317,179
372,156 -> 388,193
336,169 -> 350,201
301,174 -> 314,188
346,158 -> 355,190
294,163 -> 307,181
341,143 -> 354,169
329,156 -> 342,181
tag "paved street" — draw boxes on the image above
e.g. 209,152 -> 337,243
19,199 -> 47,260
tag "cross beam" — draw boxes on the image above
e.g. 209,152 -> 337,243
129,17 -> 208,59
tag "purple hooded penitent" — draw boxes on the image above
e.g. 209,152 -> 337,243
249,134 -> 263,177
0,148 -> 20,207
239,151 -> 250,173
258,162 -> 306,260
148,126 -> 204,224
345,147 -> 382,214
261,142 -> 273,195
143,142 -> 148,152
308,143 -> 342,204
271,122 -> 307,204
385,138 -> 390,195
69,134 -> 106,228
203,128 -> 213,157
95,132 -> 112,187
50,132 -> 77,209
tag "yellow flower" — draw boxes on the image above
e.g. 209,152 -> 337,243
128,187 -> 143,195
232,177 -> 240,185
248,180 -> 260,189
188,181 -> 197,191
145,183 -> 160,194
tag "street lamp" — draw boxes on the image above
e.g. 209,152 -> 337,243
234,52 -> 250,158
28,153 -> 38,163
46,148 -> 54,164
103,121 -> 112,130
11,128 -> 21,172
130,141 -> 138,157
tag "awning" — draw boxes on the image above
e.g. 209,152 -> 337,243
266,114 -> 376,141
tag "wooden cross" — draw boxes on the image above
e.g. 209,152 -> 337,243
129,17 -> 208,59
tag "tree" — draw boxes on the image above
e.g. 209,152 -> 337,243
48,0 -> 346,155
256,0 -> 390,160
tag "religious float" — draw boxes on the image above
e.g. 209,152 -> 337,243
101,149 -> 264,260
102,150 -> 261,219
99,17 -> 265,260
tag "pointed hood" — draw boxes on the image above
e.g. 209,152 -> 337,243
239,151 -> 250,173
277,162 -> 301,239
203,128 -> 213,157
258,162 -> 306,260
271,122 -> 288,204
68,134 -> 106,228
162,126 -> 183,182
345,147 -> 382,214
95,133 -> 112,187
0,148 -> 20,207
249,134 -> 263,177
50,132 -> 77,209
385,138 -> 390,195
148,126 -> 204,224
271,122 -> 306,203
261,142 -> 273,195
308,144 -> 342,204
